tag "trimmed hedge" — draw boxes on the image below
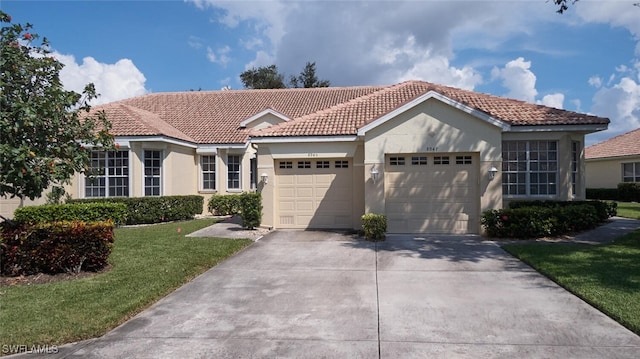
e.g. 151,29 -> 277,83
69,195 -> 203,225
13,202 -> 127,225
208,194 -> 241,216
0,221 -> 114,276
207,193 -> 262,229
239,192 -> 262,229
482,200 -> 616,238
362,213 -> 387,241
587,183 -> 640,202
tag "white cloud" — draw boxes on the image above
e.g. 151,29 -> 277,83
588,76 -> 602,88
575,2 -> 640,56
491,57 -> 538,102
55,53 -> 148,105
188,36 -> 204,49
206,45 -> 231,66
538,93 -> 565,109
590,76 -> 640,143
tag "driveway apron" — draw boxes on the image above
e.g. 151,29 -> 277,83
35,231 -> 640,358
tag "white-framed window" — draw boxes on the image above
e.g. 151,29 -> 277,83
389,157 -> 405,166
317,160 -> 330,168
335,160 -> 349,168
201,155 -> 216,190
85,150 -> 129,197
623,162 -> 640,182
297,161 -> 311,168
434,156 -> 450,165
411,156 -> 427,165
502,140 -> 558,196
227,154 -> 241,189
455,155 -> 472,165
279,161 -> 293,169
144,150 -> 162,196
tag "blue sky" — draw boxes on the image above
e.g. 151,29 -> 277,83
2,0 -> 639,145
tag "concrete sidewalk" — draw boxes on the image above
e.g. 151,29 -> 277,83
17,227 -> 640,358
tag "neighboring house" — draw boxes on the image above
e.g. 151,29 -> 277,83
585,128 -> 640,188
0,81 -> 609,233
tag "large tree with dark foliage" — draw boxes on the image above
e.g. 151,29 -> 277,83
0,11 -> 113,201
240,62 -> 330,89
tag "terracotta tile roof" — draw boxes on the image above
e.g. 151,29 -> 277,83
586,128 -> 640,159
91,80 -> 609,143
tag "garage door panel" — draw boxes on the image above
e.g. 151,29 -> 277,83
385,153 -> 479,234
276,159 -> 353,229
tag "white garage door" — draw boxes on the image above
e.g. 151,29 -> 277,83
275,159 -> 353,229
385,153 -> 479,234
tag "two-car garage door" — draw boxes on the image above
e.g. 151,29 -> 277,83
275,159 -> 353,229
385,153 -> 479,234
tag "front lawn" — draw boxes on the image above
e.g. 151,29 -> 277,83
617,201 -> 640,219
503,230 -> 640,335
0,219 -> 252,350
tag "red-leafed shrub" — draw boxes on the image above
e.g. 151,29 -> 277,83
0,221 -> 114,276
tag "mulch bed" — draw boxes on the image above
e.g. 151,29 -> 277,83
0,265 -> 112,287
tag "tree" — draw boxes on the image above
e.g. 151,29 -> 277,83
240,62 -> 330,89
290,62 -> 330,88
553,0 -> 577,14
0,11 -> 113,201
239,65 -> 286,89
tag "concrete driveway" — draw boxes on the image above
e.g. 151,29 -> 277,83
43,230 -> 640,358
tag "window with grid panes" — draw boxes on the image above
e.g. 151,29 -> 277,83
85,151 -> 129,197
502,141 -> 558,196
227,155 -> 241,189
144,150 -> 162,196
201,155 -> 216,190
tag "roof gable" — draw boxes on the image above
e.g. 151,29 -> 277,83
239,108 -> 291,129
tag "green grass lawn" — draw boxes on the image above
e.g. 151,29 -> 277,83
617,201 -> 640,219
0,219 -> 252,350
502,230 -> 640,335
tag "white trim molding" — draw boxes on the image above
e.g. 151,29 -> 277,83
250,135 -> 358,144
239,109 -> 291,128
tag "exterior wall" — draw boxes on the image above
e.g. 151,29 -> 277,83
256,141 -> 361,230
363,98 -> 504,233
586,155 -> 640,188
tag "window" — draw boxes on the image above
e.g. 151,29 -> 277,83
317,161 -> 330,168
623,162 -> 640,182
201,155 -> 216,190
411,156 -> 427,165
279,161 -> 293,169
335,160 -> 349,168
456,155 -> 472,165
144,150 -> 162,196
85,150 -> 129,197
227,155 -> 241,189
434,156 -> 450,165
297,161 -> 311,169
389,157 -> 405,166
502,140 -> 558,196
571,141 -> 579,195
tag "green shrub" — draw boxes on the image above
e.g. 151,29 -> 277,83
618,182 -> 640,202
0,221 -> 114,276
586,188 -> 620,201
208,194 -> 241,216
362,213 -> 387,241
14,202 -> 127,224
482,201 -> 612,239
239,192 -> 262,229
69,196 -> 203,225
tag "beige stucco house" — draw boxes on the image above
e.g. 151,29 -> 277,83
585,128 -> 640,188
1,81 -> 609,234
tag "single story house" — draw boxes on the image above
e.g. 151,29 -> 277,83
585,128 -> 640,188
1,81 -> 610,234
